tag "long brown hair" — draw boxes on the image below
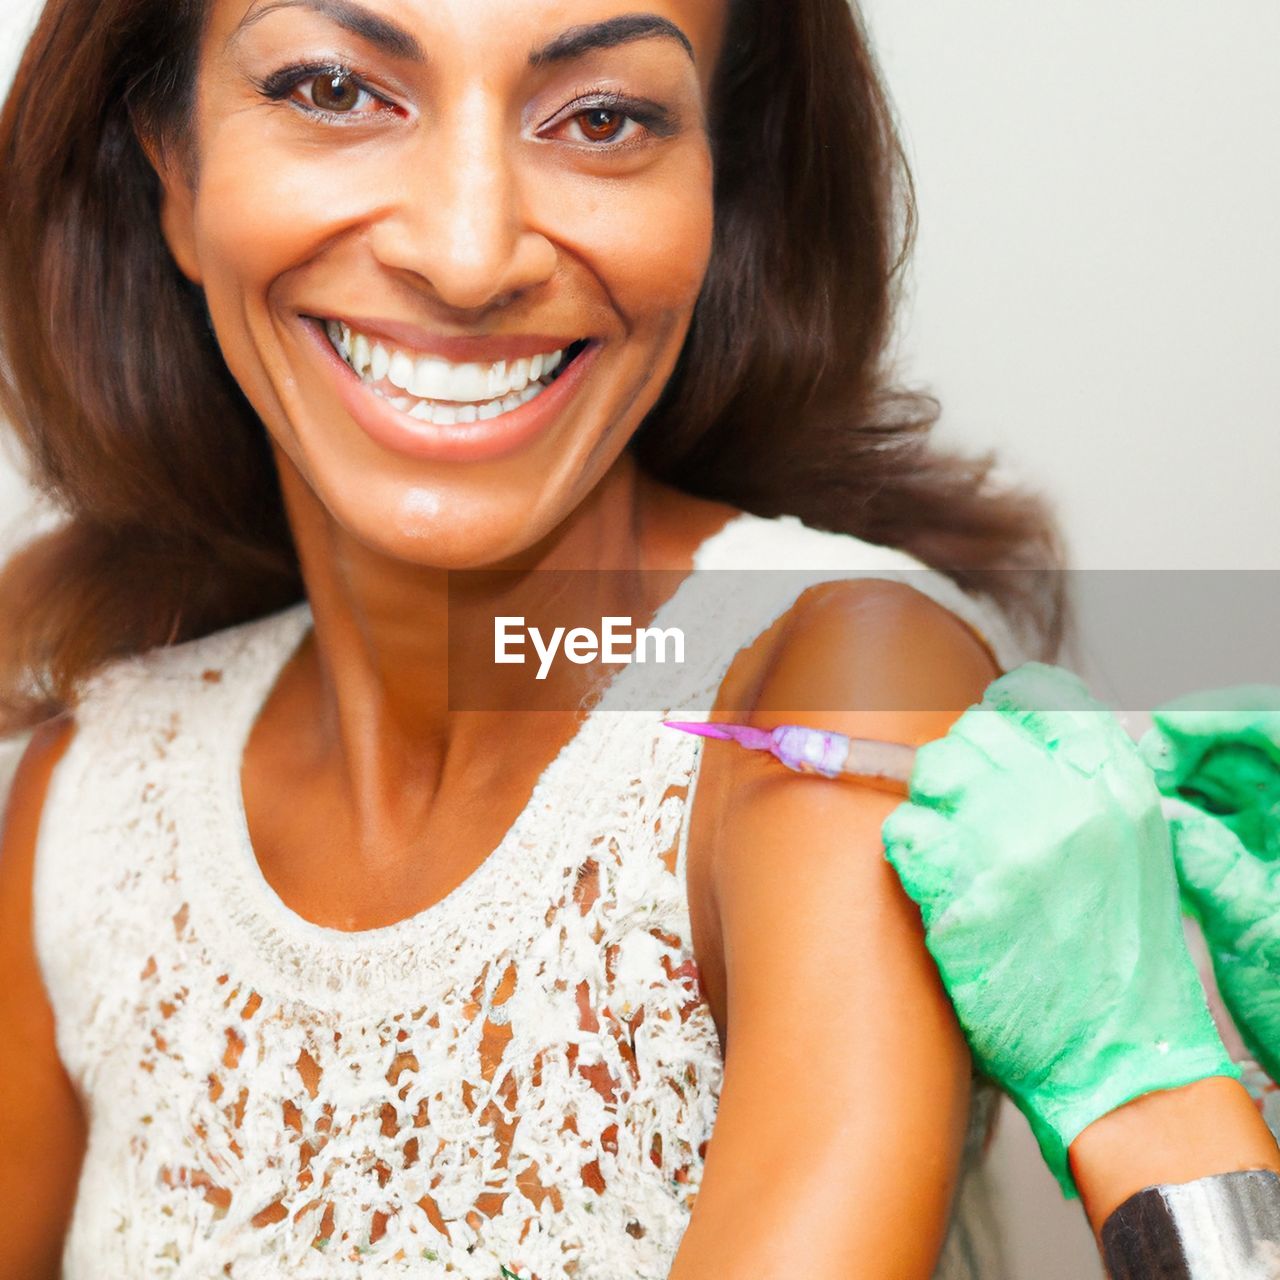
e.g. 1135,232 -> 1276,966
0,0 -> 1069,736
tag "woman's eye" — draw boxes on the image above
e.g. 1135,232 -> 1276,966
574,109 -> 631,144
287,70 -> 386,117
254,64 -> 390,119
545,100 -> 660,150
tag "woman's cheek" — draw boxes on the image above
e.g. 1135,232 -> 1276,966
193,131 -> 382,297
188,128 -> 398,425
529,148 -> 715,326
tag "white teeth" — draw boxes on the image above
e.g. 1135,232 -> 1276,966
409,357 -> 444,401
352,333 -> 370,376
370,380 -> 551,425
326,321 -> 579,425
388,350 -> 415,392
452,363 -> 489,402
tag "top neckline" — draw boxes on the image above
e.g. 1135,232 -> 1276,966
212,508 -> 760,959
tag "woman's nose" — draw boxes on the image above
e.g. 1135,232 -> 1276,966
369,97 -> 556,313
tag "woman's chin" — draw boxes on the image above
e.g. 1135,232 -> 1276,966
267,424 -> 540,564
343,503 -> 537,569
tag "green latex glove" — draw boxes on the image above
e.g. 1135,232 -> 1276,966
1159,805 -> 1280,1086
881,661 -> 1240,1199
1139,685 -> 1280,863
1138,686 -> 1280,1081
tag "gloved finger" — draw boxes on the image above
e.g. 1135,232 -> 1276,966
1168,809 -> 1276,946
946,697 -> 1109,798
881,801 -> 966,922
982,661 -> 1098,716
1138,725 -> 1181,789
881,797 -> 954,858
980,662 -> 1132,778
1262,798 -> 1280,863
907,731 -> 1000,813
909,706 -> 1094,828
946,701 -> 1047,771
1145,727 -> 1280,865
1203,793 -> 1280,865
1147,688 -> 1280,786
1213,951 -> 1280,1085
1173,744 -> 1277,816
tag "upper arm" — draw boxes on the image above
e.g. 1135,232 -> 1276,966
0,715 -> 86,1280
671,579 -> 1002,1280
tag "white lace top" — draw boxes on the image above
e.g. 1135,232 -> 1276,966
33,511 -> 1030,1279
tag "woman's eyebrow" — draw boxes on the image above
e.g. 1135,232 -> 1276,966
228,4 -> 693,69
528,14 -> 696,67
230,0 -> 425,61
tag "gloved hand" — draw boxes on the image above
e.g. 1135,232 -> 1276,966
1139,686 -> 1280,1083
881,661 -> 1240,1199
1140,686 -> 1280,863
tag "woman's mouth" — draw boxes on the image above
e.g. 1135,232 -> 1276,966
307,315 -> 600,463
325,320 -> 587,426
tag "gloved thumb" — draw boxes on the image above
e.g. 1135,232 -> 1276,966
1168,807 -> 1274,947
1138,724 -> 1187,796
881,801 -> 961,926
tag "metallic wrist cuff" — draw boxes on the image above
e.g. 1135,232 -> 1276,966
1102,1169 -> 1280,1279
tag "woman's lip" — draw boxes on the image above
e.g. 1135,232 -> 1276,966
303,317 -> 599,464
318,314 -> 583,364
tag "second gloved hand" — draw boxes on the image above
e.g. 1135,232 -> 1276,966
1140,685 -> 1280,863
881,662 -> 1240,1199
1140,686 -> 1280,1083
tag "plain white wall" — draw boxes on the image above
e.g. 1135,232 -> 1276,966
862,1 -> 1280,572
2,3 -> 1278,1276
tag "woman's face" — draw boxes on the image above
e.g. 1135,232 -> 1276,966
159,0 -> 726,566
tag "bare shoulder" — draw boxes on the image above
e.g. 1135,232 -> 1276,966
672,577 -> 1000,1275
760,575 -> 1003,711
757,573 -> 1004,705
0,714 -> 86,1280
686,576 -> 1002,1039
706,575 -> 1003,1011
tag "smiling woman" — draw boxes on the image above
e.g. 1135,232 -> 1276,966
0,0 -> 1066,1277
